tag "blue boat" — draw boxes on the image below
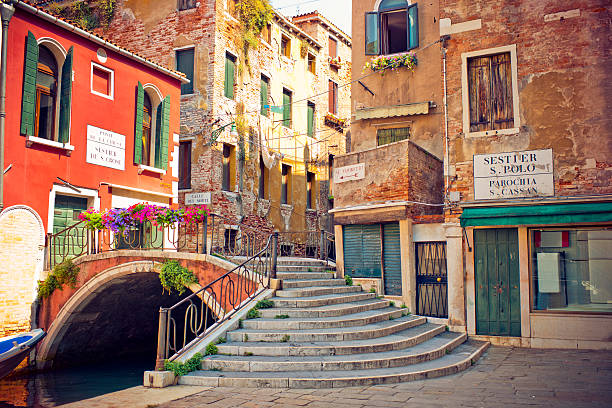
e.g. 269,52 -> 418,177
0,329 -> 46,379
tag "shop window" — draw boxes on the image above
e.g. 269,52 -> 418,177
281,164 -> 292,204
306,171 -> 315,209
134,82 -> 170,169
222,143 -> 236,191
224,228 -> 238,252
281,34 -> 291,58
307,53 -> 316,74
328,36 -> 337,58
261,23 -> 272,44
260,74 -> 270,117
531,228 -> 612,314
307,102 -> 315,137
467,52 -> 514,132
258,155 -> 269,199
176,48 -> 195,95
377,127 -> 410,146
178,0 -> 197,10
20,32 -> 74,144
365,0 -> 418,56
282,88 -> 292,128
328,80 -> 338,115
179,141 -> 192,190
91,62 -> 113,99
224,52 -> 236,99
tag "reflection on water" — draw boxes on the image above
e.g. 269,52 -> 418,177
0,355 -> 152,407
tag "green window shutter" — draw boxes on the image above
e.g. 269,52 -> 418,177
154,103 -> 163,168
365,12 -> 379,55
407,4 -> 419,50
134,82 -> 144,164
260,77 -> 268,116
224,54 -> 235,99
58,46 -> 74,143
283,90 -> 291,128
20,31 -> 39,136
307,103 -> 314,137
160,95 -> 171,169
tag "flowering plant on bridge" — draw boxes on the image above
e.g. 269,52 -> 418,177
78,204 -> 210,234
364,52 -> 417,73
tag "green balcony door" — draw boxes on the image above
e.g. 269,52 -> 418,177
474,228 -> 521,336
52,195 -> 88,264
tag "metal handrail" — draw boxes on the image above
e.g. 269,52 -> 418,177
155,233 -> 278,368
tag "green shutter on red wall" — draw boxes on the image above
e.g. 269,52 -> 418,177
134,82 -> 144,164
20,31 -> 39,136
159,95 -> 171,169
58,46 -> 73,143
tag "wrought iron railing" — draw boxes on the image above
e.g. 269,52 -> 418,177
155,233 -> 277,368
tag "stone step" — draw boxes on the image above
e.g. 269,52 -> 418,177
227,315 -> 425,343
203,332 -> 466,372
242,307 -> 405,330
281,278 -> 345,289
217,322 -> 443,357
276,272 -> 334,280
275,265 -> 333,273
259,298 -> 390,319
270,292 -> 378,308
180,340 -> 489,388
275,285 -> 360,298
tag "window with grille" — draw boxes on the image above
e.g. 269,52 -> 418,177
467,52 -> 514,132
376,127 -> 410,146
178,0 -> 197,11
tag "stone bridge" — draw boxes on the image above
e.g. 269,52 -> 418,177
36,251 -> 246,369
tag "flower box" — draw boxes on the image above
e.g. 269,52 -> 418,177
364,52 -> 417,73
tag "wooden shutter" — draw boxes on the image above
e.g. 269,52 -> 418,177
468,56 -> 492,132
282,90 -> 291,128
159,95 -> 171,169
260,77 -> 268,116
407,4 -> 419,50
58,46 -> 73,143
20,31 -> 39,136
307,103 -> 314,137
328,80 -> 337,114
490,53 -> 514,130
176,48 -> 194,95
134,82 -> 144,164
224,54 -> 235,99
328,37 -> 337,58
365,12 -> 379,55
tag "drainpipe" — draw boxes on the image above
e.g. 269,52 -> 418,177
441,40 -> 450,204
0,0 -> 15,212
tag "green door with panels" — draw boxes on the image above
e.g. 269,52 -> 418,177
474,228 -> 521,336
53,195 -> 88,264
343,224 -> 381,278
382,223 -> 402,296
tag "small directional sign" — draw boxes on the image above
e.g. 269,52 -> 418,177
334,163 -> 365,184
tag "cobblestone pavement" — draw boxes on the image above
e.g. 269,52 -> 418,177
155,347 -> 612,408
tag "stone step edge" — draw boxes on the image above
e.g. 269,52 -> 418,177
180,341 -> 490,388
203,333 -> 467,372
259,299 -> 390,318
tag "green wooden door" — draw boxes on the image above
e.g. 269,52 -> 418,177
343,224 -> 381,278
53,195 -> 88,264
474,228 -> 521,336
382,223 -> 402,296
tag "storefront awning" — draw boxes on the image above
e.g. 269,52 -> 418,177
353,102 -> 430,121
460,202 -> 612,227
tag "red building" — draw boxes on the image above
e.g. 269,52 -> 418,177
0,0 -> 186,337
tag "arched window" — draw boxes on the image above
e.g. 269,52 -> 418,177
35,46 -> 58,140
366,1 -> 419,55
134,82 -> 171,169
20,32 -> 74,143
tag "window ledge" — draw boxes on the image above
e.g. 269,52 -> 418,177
138,164 -> 166,175
465,127 -> 520,138
26,136 -> 74,155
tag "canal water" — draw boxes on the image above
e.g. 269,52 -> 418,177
0,354 -> 153,407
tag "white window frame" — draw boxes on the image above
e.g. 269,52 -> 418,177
90,62 -> 114,100
461,44 -> 520,138
47,185 -> 100,234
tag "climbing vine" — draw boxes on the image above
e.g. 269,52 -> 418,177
159,260 -> 198,295
233,0 -> 274,74
48,0 -> 117,30
38,260 -> 80,299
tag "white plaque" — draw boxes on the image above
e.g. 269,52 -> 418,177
86,125 -> 126,170
473,149 -> 554,200
334,163 -> 365,183
185,192 -> 212,205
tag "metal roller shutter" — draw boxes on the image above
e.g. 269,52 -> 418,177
383,223 -> 402,296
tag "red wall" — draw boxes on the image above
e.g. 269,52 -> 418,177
3,9 -> 183,229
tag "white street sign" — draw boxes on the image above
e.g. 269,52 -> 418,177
185,192 -> 212,205
334,163 -> 365,184
86,125 -> 126,170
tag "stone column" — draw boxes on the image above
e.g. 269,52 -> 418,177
518,227 -> 531,339
399,219 -> 415,312
333,224 -> 344,278
445,223 -> 466,330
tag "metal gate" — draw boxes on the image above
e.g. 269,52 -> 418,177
416,242 -> 448,318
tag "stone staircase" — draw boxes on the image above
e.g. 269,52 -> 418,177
179,259 -> 489,388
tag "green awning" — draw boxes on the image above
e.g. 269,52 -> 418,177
460,202 -> 612,227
